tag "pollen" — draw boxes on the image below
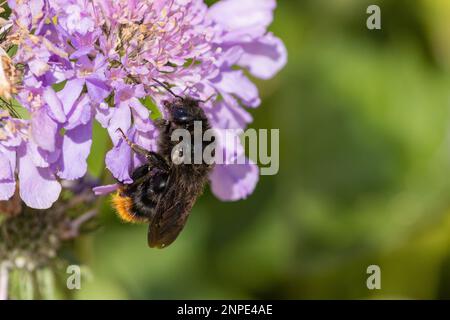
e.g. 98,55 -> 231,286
111,192 -> 145,224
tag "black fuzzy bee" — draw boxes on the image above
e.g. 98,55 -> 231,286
113,82 -> 214,248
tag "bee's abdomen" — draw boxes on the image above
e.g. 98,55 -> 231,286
112,192 -> 149,223
131,196 -> 157,221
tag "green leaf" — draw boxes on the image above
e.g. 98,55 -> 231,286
87,121 -> 110,178
139,96 -> 162,120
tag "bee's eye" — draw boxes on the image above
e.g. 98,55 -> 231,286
172,107 -> 193,123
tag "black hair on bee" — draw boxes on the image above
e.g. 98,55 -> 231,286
112,81 -> 214,248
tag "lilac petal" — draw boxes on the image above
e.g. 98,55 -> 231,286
107,102 -> 132,145
130,98 -> 149,121
31,109 -> 58,152
130,99 -> 155,132
18,145 -> 61,209
21,74 -> 42,88
0,147 -> 16,179
238,33 -> 287,80
29,134 -> 62,168
151,0 -> 166,12
208,0 -> 275,39
105,139 -> 132,184
134,127 -> 156,149
0,151 -> 13,180
216,46 -> 244,69
95,102 -> 114,128
65,94 -> 92,130
29,59 -> 49,76
27,140 -> 51,168
114,83 -> 138,103
43,87 -> 66,123
65,95 -> 92,130
70,46 -> 94,60
208,96 -> 253,129
93,184 -> 118,196
59,78 -> 85,115
93,55 -> 108,77
0,181 -> 15,201
213,128 -> 246,165
86,78 -> 110,103
213,70 -> 260,107
29,0 -> 44,21
58,120 -> 92,180
210,160 -> 259,201
132,129 -> 157,168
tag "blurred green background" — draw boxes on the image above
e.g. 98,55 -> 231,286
77,0 -> 450,299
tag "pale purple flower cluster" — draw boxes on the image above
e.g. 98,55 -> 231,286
0,0 -> 286,209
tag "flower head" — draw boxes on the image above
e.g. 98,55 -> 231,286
0,0 -> 287,208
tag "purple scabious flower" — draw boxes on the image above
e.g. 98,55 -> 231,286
0,110 -> 62,208
0,0 -> 286,209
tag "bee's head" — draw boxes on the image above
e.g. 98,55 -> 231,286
163,97 -> 207,126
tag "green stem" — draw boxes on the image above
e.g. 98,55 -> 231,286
0,263 -> 9,300
31,270 -> 42,300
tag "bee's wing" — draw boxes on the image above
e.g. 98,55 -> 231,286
147,172 -> 195,249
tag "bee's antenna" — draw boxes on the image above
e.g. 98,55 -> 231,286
151,78 -> 184,100
116,128 -> 149,157
198,94 -> 216,104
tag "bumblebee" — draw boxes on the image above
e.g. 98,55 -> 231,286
113,83 -> 214,248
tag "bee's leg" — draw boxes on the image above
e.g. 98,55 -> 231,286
116,128 -> 149,157
117,128 -> 170,171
